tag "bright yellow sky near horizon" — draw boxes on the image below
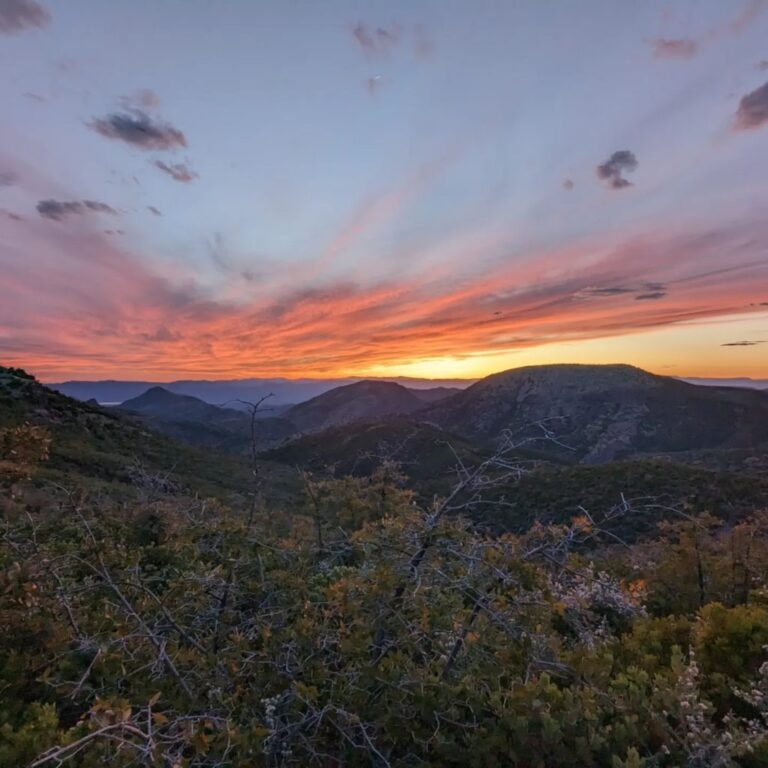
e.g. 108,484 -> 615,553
360,311 -> 768,381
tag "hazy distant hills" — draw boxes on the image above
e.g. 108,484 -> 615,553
118,386 -> 295,452
49,373 -> 768,408
48,376 -> 473,406
421,364 -> 768,462
682,376 -> 768,389
284,381 -> 458,432
116,382 -> 461,453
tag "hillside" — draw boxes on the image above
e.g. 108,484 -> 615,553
408,386 -> 462,403
263,415 -> 484,492
471,459 -> 768,540
421,363 -> 768,462
264,417 -> 768,539
0,366 -> 255,499
285,380 -> 427,432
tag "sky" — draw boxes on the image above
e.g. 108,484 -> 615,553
1,0 -> 768,382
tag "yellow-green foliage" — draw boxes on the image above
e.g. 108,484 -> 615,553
1,460 -> 768,766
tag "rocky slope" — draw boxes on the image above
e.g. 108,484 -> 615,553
420,364 -> 768,462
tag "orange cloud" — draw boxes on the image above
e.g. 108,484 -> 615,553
4,205 -> 768,381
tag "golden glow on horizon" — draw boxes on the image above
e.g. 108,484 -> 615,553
358,311 -> 768,380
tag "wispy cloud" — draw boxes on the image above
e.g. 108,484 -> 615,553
0,170 -> 17,187
147,206 -> 162,216
121,89 -> 160,110
152,160 -> 198,183
596,150 -> 638,189
352,23 -> 403,56
36,199 -> 117,221
0,0 -> 49,34
413,23 -> 433,58
649,2 -> 767,61
721,340 -> 766,346
725,0 -> 768,36
651,38 -> 698,59
88,109 -> 187,151
351,21 -> 433,92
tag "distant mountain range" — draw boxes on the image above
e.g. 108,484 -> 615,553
5,363 -> 768,535
37,365 -> 768,466
681,376 -> 768,390
113,381 -> 459,454
48,376 -> 474,406
48,373 -> 767,408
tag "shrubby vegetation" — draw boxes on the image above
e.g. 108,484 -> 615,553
2,418 -> 768,766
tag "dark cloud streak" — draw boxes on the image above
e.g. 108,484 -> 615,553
582,286 -> 634,297
88,109 -> 187,151
152,160 -> 198,183
37,199 -> 117,221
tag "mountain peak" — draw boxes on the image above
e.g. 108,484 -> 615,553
121,387 -> 223,418
484,363 -> 658,384
137,386 -> 177,401
286,379 -> 424,432
423,363 -> 768,462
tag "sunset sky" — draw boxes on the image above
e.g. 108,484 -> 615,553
2,0 -> 768,382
